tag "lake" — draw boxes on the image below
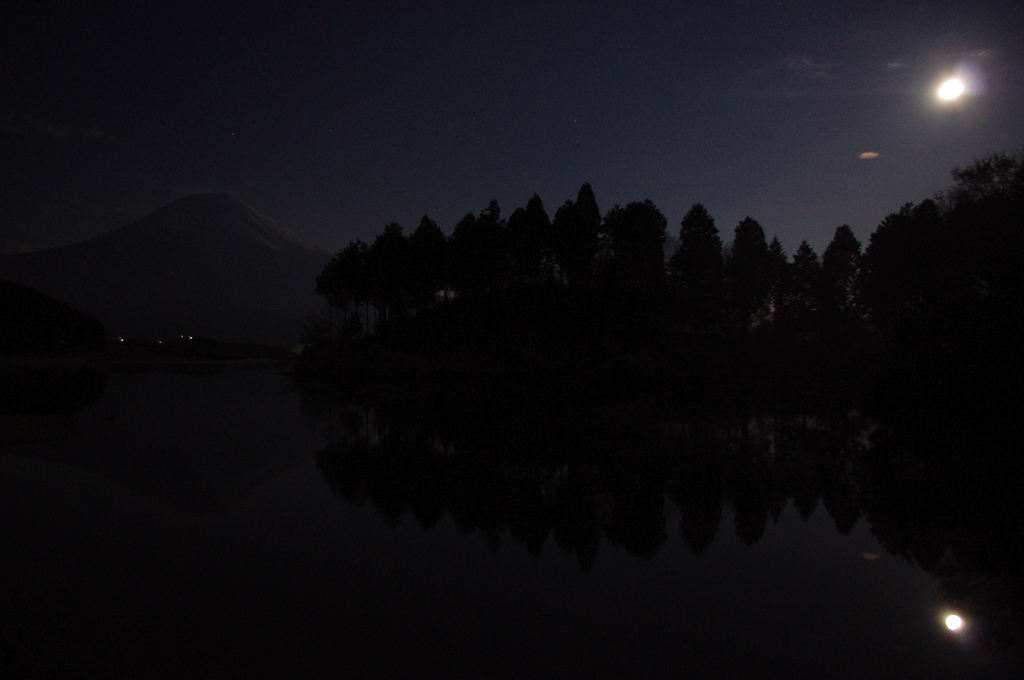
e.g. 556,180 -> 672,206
2,365 -> 1021,678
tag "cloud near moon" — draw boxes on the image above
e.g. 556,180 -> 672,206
859,152 -> 879,159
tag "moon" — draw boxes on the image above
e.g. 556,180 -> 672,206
938,78 -> 964,100
945,614 -> 964,631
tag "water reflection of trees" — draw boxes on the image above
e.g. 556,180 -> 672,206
310,386 -> 1023,649
861,416 -> 1024,652
311,389 -> 877,567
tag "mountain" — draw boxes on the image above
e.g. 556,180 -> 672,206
0,194 -> 330,344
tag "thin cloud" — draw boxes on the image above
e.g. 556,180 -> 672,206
740,55 -> 835,86
859,152 -> 879,159
0,112 -> 103,141
724,54 -> 850,98
783,56 -> 833,81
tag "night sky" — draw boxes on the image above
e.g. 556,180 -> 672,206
3,1 -> 1022,257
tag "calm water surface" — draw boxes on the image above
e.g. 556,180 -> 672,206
1,366 -> 1021,678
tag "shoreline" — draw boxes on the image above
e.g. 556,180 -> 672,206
0,344 -> 296,373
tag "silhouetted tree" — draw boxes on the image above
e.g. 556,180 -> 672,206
366,223 -> 410,323
316,239 -> 369,333
843,152 -> 1024,400
600,199 -> 668,291
447,201 -> 509,299
408,215 -> 448,312
507,194 -> 554,285
820,225 -> 862,326
667,203 -> 724,333
552,183 -> 601,287
447,212 -> 480,299
786,240 -> 821,333
725,217 -> 771,331
937,150 -> 1024,324
765,236 -> 788,326
939,150 -> 1024,210
860,201 -> 940,333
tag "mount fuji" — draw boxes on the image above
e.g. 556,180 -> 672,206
0,194 -> 331,344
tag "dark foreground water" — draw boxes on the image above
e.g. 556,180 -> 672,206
1,366 -> 1022,678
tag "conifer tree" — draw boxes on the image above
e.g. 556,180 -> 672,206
316,239 -> 369,333
789,240 -> 821,332
408,215 -> 447,311
366,223 -> 410,322
820,225 -> 863,325
725,217 -> 770,331
448,201 -> 509,298
552,183 -> 601,286
601,199 -> 668,290
667,203 -> 723,332
507,194 -> 553,284
766,236 -> 789,325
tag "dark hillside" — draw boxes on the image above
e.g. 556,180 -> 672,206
0,279 -> 105,356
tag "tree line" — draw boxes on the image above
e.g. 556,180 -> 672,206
314,150 -> 1024,377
